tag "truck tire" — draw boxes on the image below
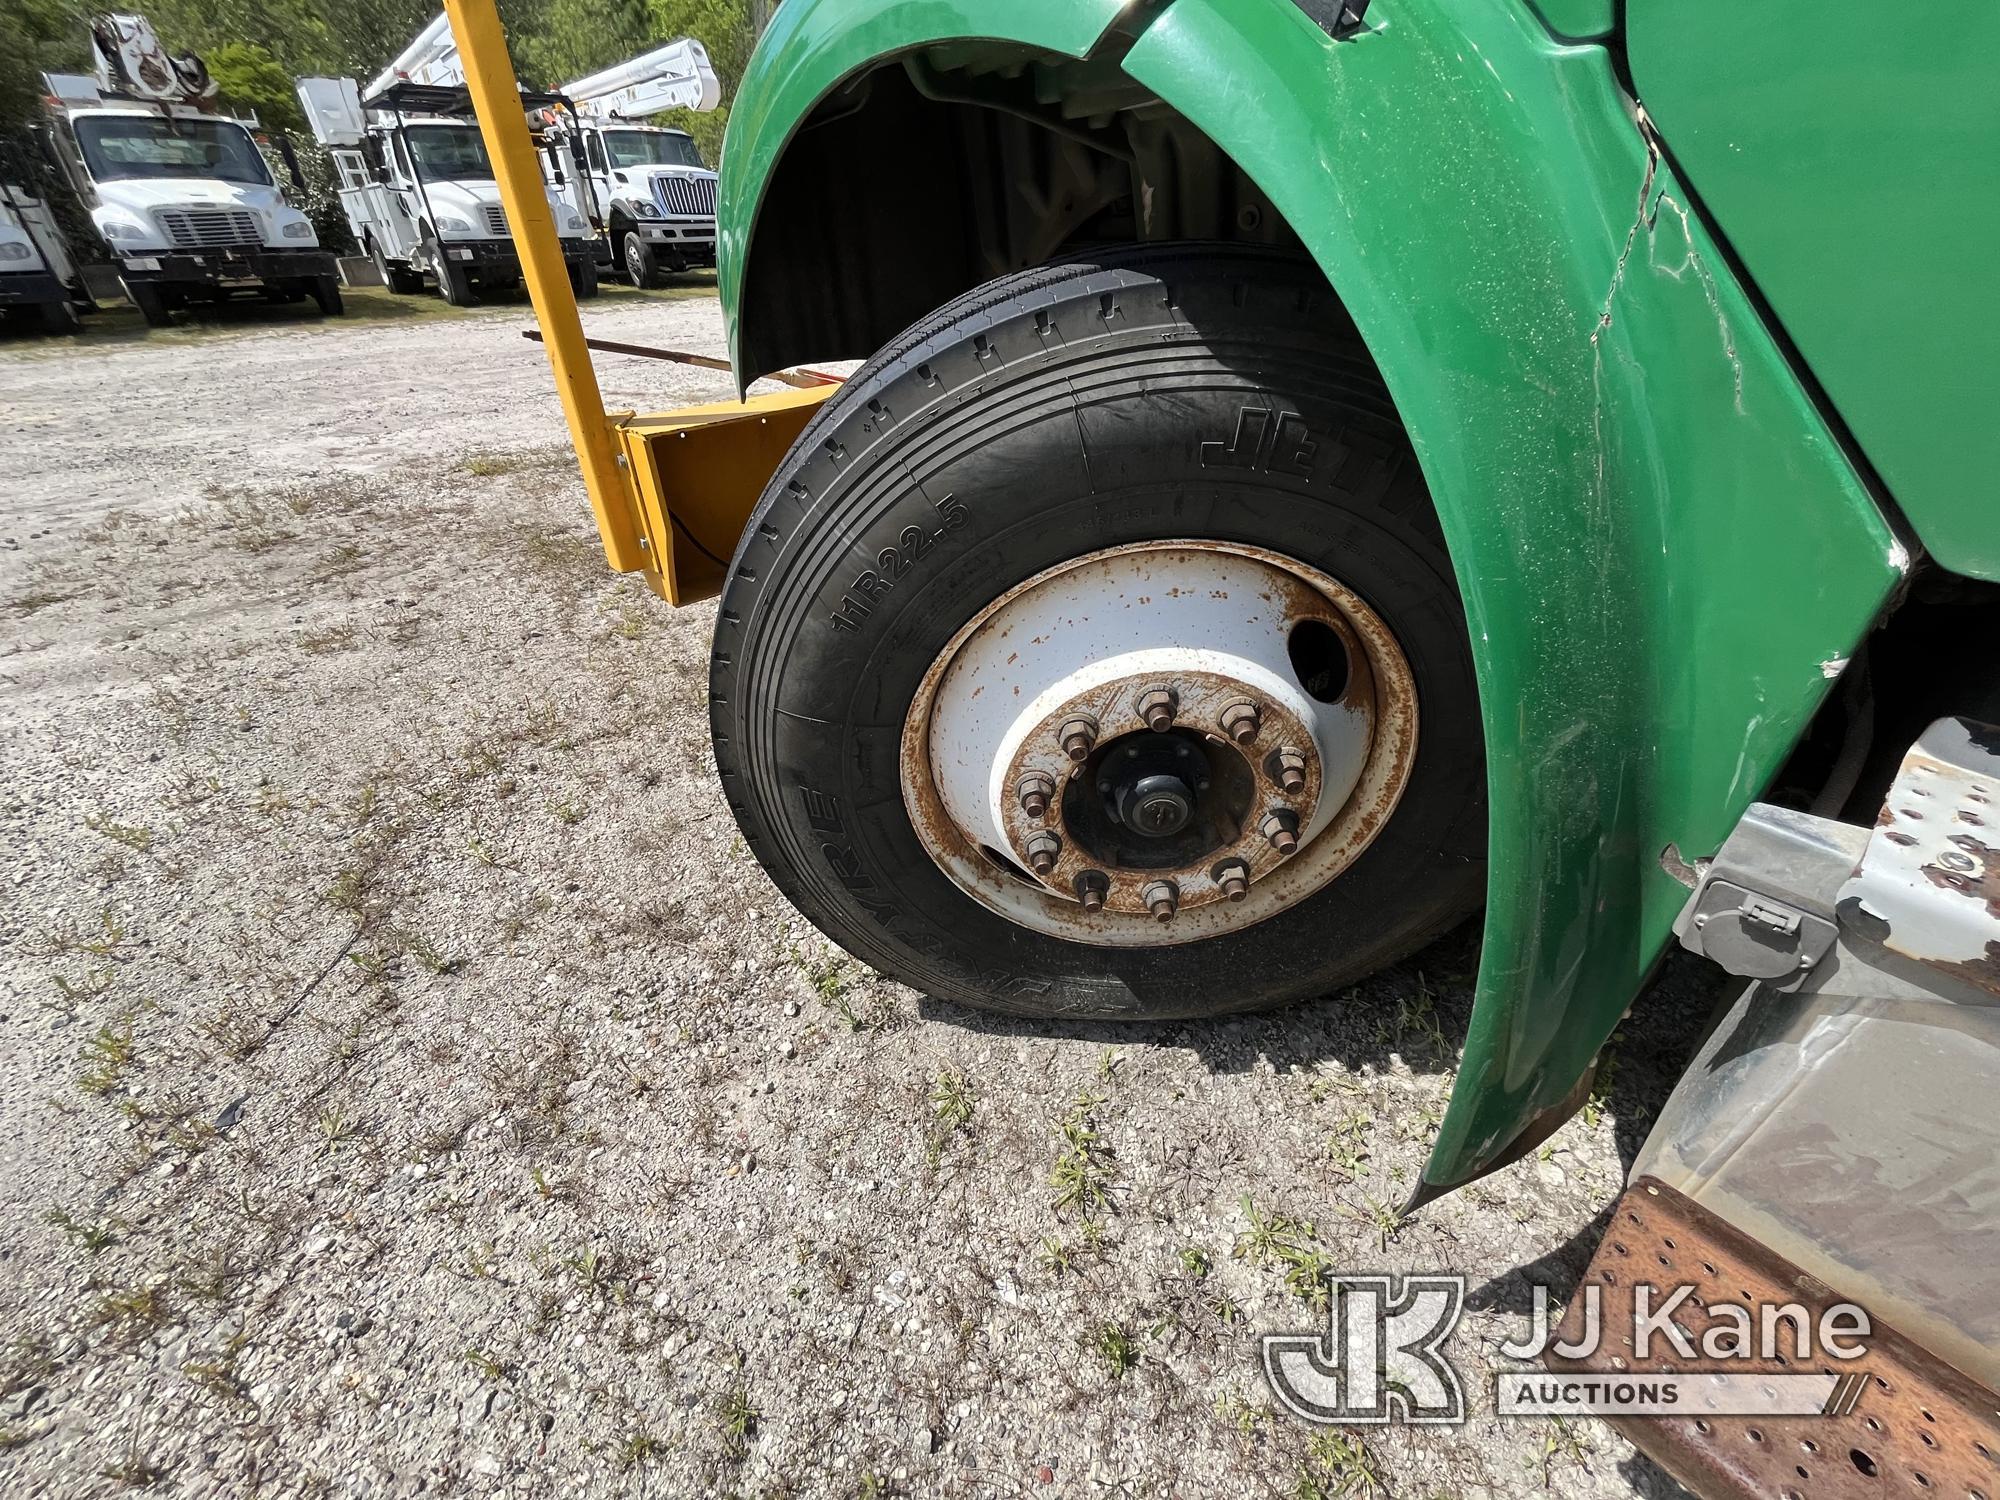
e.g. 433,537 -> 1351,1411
620,229 -> 662,289
372,240 -> 424,296
123,278 -> 170,328
39,299 -> 82,335
571,255 -> 600,300
711,246 -> 1486,1020
438,258 -> 476,307
308,276 -> 344,316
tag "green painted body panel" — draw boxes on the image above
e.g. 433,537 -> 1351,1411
716,0 -> 1128,358
1521,0 -> 1614,41
1627,1 -> 2000,582
719,0 -> 1905,1187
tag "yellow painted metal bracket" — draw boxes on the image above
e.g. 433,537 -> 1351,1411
446,0 -> 829,604
616,386 -> 834,604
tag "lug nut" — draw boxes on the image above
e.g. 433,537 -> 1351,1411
1074,870 -> 1109,912
1142,879 -> 1179,923
1016,770 -> 1056,819
1213,859 -> 1251,903
1219,700 -> 1262,744
1272,746 -> 1308,797
1137,685 -> 1177,733
1025,831 -> 1062,876
1260,809 -> 1301,857
1058,715 -> 1098,762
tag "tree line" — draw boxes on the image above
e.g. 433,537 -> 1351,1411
0,0 -> 757,162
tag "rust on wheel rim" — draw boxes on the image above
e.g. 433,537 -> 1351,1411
898,540 -> 1418,947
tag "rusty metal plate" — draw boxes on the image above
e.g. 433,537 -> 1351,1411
1549,1178 -> 2000,1500
1839,716 -> 2000,1000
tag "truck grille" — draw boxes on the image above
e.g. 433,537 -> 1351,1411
482,204 -> 508,237
154,208 -> 261,249
652,175 -> 716,219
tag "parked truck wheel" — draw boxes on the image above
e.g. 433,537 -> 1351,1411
710,247 -> 1486,1020
123,278 -> 171,328
620,230 -> 662,289
39,299 -> 82,335
571,255 -> 600,300
372,240 -> 424,296
308,276 -> 345,317
436,251 -> 477,308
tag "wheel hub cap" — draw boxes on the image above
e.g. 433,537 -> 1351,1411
900,541 -> 1420,947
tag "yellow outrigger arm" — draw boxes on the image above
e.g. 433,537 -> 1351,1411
442,0 -> 832,605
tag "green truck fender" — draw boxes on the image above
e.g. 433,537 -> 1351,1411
717,0 -> 1906,1192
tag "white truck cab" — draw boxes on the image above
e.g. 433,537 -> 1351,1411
298,14 -> 597,307
555,120 -> 716,286
0,181 -> 85,335
40,15 -> 340,327
541,40 -> 721,287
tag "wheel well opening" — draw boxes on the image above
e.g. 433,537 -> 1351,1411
739,47 -> 1324,379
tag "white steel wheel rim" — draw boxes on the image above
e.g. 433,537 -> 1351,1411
899,540 -> 1419,948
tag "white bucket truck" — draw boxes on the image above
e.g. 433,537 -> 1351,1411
296,13 -> 598,307
542,39 -> 721,286
0,178 -> 86,334
39,13 -> 341,327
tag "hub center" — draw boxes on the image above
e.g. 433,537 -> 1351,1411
1121,773 -> 1195,836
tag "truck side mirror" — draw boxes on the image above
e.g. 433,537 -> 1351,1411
276,135 -> 307,193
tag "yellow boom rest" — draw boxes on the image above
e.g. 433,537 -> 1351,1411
442,0 -> 830,605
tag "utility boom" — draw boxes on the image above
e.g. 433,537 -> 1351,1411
301,12 -> 598,307
36,11 -> 341,327
561,40 -> 720,118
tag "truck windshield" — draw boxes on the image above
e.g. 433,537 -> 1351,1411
405,125 -> 494,183
73,117 -> 271,186
601,130 -> 705,171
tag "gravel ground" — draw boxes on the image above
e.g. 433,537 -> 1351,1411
0,285 -> 1711,1498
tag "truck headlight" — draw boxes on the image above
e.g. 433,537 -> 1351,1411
0,242 -> 31,262
619,197 -> 660,220
438,215 -> 473,234
102,221 -> 147,241
281,220 -> 316,241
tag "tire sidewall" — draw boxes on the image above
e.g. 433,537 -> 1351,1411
715,257 -> 1484,1018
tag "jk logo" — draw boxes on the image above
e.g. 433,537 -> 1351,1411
1262,1275 -> 1467,1425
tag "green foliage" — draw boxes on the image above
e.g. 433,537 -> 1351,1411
208,41 -> 303,132
0,0 -> 89,133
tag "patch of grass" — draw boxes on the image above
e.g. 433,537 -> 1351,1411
299,623 -> 359,655
1582,1031 -> 1622,1131
7,585 -> 82,617
84,812 -> 153,852
614,1427 -> 669,1471
316,1107 -> 363,1149
1049,1091 -> 1117,1218
1092,1322 -> 1138,1380
463,1347 -> 513,1382
1375,972 -> 1451,1057
99,1445 -> 169,1488
1294,1431 -> 1386,1500
716,1379 -> 758,1461
462,447 -> 564,477
1178,1245 -> 1212,1279
1526,1412 -> 1594,1486
92,1283 -> 167,1345
1213,1387 -> 1266,1439
44,1207 -> 119,1255
927,1069 -> 973,1155
182,1331 -> 250,1401
398,929 -> 463,976
1234,1195 -> 1334,1310
1325,1108 -> 1373,1180
77,1022 -> 137,1097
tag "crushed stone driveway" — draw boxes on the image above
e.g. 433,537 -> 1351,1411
0,287 -> 1703,1497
